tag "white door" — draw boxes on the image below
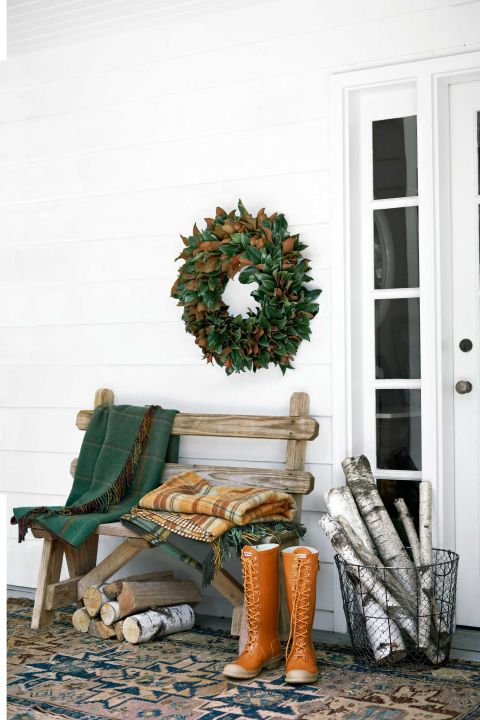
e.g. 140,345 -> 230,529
450,80 -> 480,628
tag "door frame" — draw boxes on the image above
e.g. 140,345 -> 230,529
330,50 -> 480,632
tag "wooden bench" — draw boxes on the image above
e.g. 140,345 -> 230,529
30,388 -> 319,642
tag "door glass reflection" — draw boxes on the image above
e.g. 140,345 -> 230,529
376,389 -> 422,470
374,207 -> 419,289
375,298 -> 420,379
372,116 -> 418,199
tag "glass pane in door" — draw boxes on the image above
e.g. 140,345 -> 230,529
376,388 -> 422,470
375,298 -> 420,378
374,207 -> 419,289
372,116 -> 418,199
377,478 -> 420,546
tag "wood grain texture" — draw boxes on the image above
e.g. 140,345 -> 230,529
70,460 -> 314,494
64,534 -> 99,588
211,568 -> 244,607
103,571 -> 173,600
88,619 -> 116,639
72,607 -> 91,633
77,539 -> 150,598
117,580 -> 202,619
31,537 -> 64,629
94,388 -> 115,407
45,575 -> 80,610
77,409 -> 319,440
114,620 -> 125,641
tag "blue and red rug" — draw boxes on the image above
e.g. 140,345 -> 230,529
7,597 -> 480,719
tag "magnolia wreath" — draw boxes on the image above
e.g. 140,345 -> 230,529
171,200 -> 321,375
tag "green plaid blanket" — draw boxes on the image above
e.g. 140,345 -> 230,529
11,404 -> 178,548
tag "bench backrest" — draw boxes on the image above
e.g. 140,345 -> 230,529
73,388 -> 319,520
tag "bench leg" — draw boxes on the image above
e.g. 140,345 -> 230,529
65,534 -> 99,577
65,535 -> 99,608
31,537 -> 64,630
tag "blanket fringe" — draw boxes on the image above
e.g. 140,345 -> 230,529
202,521 -> 306,586
13,405 -> 158,543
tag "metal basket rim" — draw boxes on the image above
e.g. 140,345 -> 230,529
334,548 -> 459,570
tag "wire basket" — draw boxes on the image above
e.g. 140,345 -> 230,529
335,548 -> 459,667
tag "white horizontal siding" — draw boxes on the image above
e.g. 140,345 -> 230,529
3,0 -> 480,630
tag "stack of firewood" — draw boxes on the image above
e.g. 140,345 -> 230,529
72,571 -> 201,644
319,456 -> 446,664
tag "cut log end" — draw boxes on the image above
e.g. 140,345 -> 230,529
100,601 -> 120,627
72,607 -> 91,633
83,586 -> 108,618
123,617 -> 141,644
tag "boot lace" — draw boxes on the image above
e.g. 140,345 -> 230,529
243,555 -> 261,654
286,555 -> 311,661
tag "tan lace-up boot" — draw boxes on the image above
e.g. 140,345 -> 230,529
223,543 -> 282,679
282,546 -> 319,684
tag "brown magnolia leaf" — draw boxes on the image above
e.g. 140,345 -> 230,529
223,222 -> 235,234
282,237 -> 295,254
216,206 -> 226,217
275,288 -> 283,297
239,257 -> 254,266
262,225 -> 272,243
199,241 -> 213,251
197,256 -> 218,273
269,212 -> 278,222
192,223 -> 200,236
181,234 -> 189,246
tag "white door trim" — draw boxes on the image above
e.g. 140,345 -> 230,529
330,50 -> 480,632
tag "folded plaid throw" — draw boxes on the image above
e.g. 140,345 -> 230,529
121,470 -> 303,585
129,470 -> 297,543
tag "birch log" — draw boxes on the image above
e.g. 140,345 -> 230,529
72,607 -> 91,633
123,604 -> 195,644
394,498 -> 420,565
324,486 -> 376,553
395,495 -> 443,644
342,455 -> 416,595
319,514 -> 417,642
361,593 -> 406,663
83,586 -> 109,618
418,481 -> 433,648
336,516 -> 416,617
100,601 -> 121,627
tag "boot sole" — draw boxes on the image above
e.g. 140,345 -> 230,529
285,669 -> 318,684
223,655 -> 283,679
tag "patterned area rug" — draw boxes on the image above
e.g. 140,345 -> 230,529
7,597 -> 480,720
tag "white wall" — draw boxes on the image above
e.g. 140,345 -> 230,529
2,0 -> 480,629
